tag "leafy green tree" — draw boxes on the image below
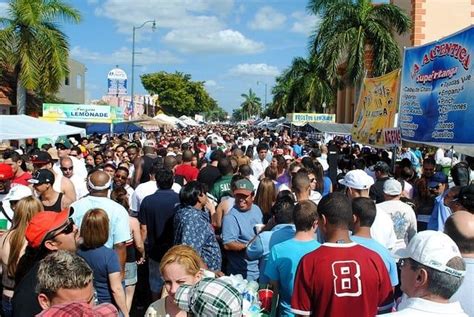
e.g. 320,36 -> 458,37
240,88 -> 262,120
231,108 -> 244,122
204,107 -> 228,122
268,55 -> 334,118
141,71 -> 218,117
308,0 -> 411,86
0,0 -> 81,115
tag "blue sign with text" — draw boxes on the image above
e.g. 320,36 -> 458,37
399,26 -> 474,144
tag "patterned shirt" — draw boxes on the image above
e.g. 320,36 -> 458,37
174,205 -> 222,271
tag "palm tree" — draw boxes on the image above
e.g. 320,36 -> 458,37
308,0 -> 411,86
270,55 -> 334,117
0,0 -> 81,115
240,88 -> 262,119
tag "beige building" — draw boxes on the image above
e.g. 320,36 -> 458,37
56,58 -> 86,104
335,0 -> 474,123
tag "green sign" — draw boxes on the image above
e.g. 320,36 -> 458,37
43,104 -> 123,123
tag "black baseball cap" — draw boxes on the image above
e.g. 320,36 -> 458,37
28,169 -> 55,185
30,151 -> 52,165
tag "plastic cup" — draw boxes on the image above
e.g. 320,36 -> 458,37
258,289 -> 273,312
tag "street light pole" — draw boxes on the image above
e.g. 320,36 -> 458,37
257,81 -> 267,118
130,19 -> 156,119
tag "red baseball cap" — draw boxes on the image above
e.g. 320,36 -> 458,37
0,163 -> 14,181
25,209 -> 69,248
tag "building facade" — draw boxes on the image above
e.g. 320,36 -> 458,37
56,58 -> 86,104
335,0 -> 474,123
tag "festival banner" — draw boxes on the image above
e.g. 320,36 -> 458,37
43,104 -> 123,123
351,69 -> 400,147
286,113 -> 336,124
399,26 -> 474,145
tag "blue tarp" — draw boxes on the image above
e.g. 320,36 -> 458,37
86,122 -> 142,135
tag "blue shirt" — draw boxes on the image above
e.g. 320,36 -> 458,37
222,204 -> 263,281
78,246 -> 121,304
246,224 -> 296,284
427,191 -> 451,231
71,196 -> 130,249
265,239 -> 320,316
351,236 -> 399,287
174,205 -> 222,271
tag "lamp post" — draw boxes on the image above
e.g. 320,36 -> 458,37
257,81 -> 267,118
130,19 -> 156,119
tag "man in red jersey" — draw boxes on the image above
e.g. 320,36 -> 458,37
291,192 -> 393,317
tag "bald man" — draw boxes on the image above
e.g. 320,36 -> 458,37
70,170 -> 130,272
445,211 -> 474,316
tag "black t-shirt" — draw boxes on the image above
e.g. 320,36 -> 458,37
12,261 -> 41,317
138,189 -> 180,262
197,166 -> 221,191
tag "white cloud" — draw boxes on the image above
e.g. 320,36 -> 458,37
91,0 -> 261,55
229,63 -> 280,77
163,29 -> 264,54
204,80 -> 217,87
290,11 -> 319,35
249,6 -> 286,31
70,46 -> 182,65
0,2 -> 9,18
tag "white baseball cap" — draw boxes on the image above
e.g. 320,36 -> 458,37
4,184 -> 33,201
383,179 -> 402,196
395,231 -> 465,277
338,169 -> 374,190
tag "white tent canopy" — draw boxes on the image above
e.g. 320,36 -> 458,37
179,115 -> 200,126
0,115 -> 85,140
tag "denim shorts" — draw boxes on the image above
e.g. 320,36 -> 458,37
124,262 -> 138,286
148,258 -> 164,293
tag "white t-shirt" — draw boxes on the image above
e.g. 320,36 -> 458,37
69,174 -> 89,199
376,200 -> 417,251
130,180 -> 157,213
450,258 -> 474,317
383,297 -> 468,316
251,158 -> 269,179
371,208 -> 397,251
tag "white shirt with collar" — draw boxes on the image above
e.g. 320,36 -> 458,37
251,158 -> 269,179
381,297 -> 468,316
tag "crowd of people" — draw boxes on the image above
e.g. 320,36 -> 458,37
0,125 -> 472,316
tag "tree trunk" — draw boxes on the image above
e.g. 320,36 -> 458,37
17,79 -> 26,115
16,79 -> 27,147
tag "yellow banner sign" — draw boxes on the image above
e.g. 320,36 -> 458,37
352,69 -> 400,147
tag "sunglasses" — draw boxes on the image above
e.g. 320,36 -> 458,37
53,219 -> 75,237
309,178 -> 316,183
60,166 -> 73,171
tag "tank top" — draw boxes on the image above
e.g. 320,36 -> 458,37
140,155 -> 163,184
42,193 -> 63,212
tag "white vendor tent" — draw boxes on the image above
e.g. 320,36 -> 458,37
0,115 -> 86,140
153,114 -> 187,128
179,115 -> 200,126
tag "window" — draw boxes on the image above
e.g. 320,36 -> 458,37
77,75 -> 82,89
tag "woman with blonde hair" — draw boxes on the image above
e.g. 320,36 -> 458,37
78,208 -> 129,317
254,178 -> 277,224
145,245 -> 205,317
0,196 -> 42,317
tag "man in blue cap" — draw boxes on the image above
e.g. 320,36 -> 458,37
427,172 -> 450,231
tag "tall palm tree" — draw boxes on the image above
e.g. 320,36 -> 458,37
270,55 -> 334,117
240,88 -> 262,119
308,0 -> 411,86
0,0 -> 81,115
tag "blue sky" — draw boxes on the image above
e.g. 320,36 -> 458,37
0,0 -> 387,113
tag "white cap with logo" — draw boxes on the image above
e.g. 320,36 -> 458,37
338,169 -> 374,190
395,230 -> 465,277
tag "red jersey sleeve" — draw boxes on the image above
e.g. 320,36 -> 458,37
291,254 -> 313,316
